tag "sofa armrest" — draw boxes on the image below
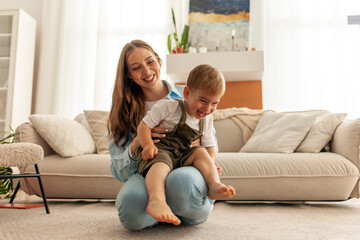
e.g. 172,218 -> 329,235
15,122 -> 56,157
331,119 -> 360,198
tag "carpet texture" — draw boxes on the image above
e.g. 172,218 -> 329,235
1,191 -> 360,240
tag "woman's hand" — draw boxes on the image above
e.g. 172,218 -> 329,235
151,125 -> 168,143
190,138 -> 201,148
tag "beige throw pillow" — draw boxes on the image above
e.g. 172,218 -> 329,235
28,115 -> 96,157
296,113 -> 347,152
83,110 -> 110,154
240,112 -> 318,153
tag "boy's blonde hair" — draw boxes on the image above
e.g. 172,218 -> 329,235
186,64 -> 225,95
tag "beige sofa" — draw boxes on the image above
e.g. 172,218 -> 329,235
15,111 -> 360,201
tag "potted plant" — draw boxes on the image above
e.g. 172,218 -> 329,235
167,8 -> 189,54
0,126 -> 14,199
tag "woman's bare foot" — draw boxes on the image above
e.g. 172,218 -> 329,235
146,199 -> 181,225
208,182 -> 235,200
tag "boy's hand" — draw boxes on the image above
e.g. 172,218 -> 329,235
142,144 -> 158,160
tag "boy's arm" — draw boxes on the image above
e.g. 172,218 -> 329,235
138,120 -> 158,160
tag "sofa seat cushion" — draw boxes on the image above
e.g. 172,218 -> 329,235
217,152 -> 359,201
21,154 -> 123,199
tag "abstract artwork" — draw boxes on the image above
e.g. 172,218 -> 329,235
188,0 -> 250,52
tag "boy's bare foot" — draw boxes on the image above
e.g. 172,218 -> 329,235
146,200 -> 181,225
208,182 -> 236,200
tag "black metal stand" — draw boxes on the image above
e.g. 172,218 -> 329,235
0,164 -> 50,214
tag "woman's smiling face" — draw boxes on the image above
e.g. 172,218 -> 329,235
126,47 -> 161,90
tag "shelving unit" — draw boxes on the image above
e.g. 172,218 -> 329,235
0,10 -> 36,136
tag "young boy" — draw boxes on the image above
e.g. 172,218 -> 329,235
135,64 -> 235,226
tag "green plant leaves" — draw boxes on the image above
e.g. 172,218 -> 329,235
0,167 -> 13,199
181,25 -> 189,49
167,34 -> 172,54
171,8 -> 177,33
169,8 -> 188,53
0,126 -> 15,199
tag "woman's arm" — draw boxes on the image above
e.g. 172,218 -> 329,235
109,127 -> 167,182
109,134 -> 138,182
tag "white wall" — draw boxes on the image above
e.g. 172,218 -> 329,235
0,0 -> 44,114
0,0 -> 264,115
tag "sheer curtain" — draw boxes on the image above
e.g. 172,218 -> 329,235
263,0 -> 360,118
34,0 -> 187,118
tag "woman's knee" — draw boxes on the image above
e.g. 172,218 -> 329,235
166,166 -> 207,199
165,167 -> 214,224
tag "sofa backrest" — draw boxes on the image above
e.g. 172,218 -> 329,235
213,118 -> 244,152
15,122 -> 56,157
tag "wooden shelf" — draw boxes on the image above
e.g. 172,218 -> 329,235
166,51 -> 264,83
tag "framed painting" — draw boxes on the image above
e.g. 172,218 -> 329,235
188,0 -> 250,52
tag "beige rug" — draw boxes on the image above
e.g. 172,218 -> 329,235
1,191 -> 360,240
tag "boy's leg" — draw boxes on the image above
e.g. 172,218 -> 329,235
115,173 -> 158,230
183,148 -> 235,200
145,162 -> 181,225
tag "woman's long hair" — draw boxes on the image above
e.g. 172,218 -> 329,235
107,40 -> 162,147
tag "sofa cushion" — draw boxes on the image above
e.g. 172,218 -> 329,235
213,108 -> 273,143
15,122 -> 56,157
83,110 -> 110,154
213,118 -> 244,152
21,154 -> 123,199
217,152 -> 359,200
29,115 -> 96,157
74,114 -> 92,132
240,112 -> 317,153
296,113 -> 347,153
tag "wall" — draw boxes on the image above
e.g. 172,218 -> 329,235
0,0 -> 264,115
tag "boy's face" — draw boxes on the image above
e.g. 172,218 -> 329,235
183,86 -> 223,119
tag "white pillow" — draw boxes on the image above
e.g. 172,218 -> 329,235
29,115 -> 96,157
240,112 -> 318,153
296,113 -> 347,153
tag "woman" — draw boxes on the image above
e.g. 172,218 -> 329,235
108,40 -> 216,230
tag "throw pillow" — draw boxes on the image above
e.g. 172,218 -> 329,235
28,115 -> 96,157
83,110 -> 110,154
240,112 -> 318,153
296,113 -> 347,153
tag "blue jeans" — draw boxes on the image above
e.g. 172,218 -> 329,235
115,166 -> 214,230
